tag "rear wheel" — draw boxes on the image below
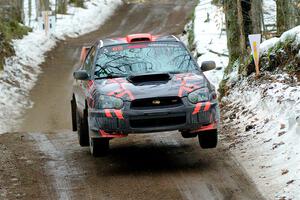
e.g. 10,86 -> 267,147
198,130 -> 218,149
76,108 -> 89,147
71,98 -> 77,131
89,137 -> 110,157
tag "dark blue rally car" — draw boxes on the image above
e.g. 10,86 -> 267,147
71,33 -> 220,156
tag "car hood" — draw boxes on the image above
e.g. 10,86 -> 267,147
94,72 -> 209,101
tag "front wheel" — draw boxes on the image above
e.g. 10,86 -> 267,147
198,130 -> 218,149
89,137 -> 110,157
76,109 -> 89,147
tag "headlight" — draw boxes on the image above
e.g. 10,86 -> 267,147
188,88 -> 209,104
98,95 -> 124,109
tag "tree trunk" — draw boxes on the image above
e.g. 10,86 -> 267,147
28,0 -> 32,26
39,0 -> 50,11
224,0 -> 246,68
71,0 -> 84,7
57,0 -> 67,14
36,0 -> 40,18
250,0 -> 263,34
291,0 -> 300,27
7,0 -> 24,23
276,0 -> 291,35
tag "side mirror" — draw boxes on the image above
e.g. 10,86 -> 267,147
201,61 -> 216,72
73,70 -> 89,80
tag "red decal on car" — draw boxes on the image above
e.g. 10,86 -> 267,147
112,46 -> 123,51
107,79 -> 135,100
104,109 -> 112,118
114,110 -> 124,120
190,122 -> 217,133
204,102 -> 211,111
128,44 -> 148,49
87,80 -> 96,108
99,130 -> 127,138
87,80 -> 94,91
176,73 -> 200,97
192,103 -> 202,115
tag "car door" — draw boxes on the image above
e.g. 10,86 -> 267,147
76,46 -> 96,114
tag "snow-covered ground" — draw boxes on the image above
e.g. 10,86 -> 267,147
193,0 -> 228,90
192,0 -> 299,199
222,26 -> 300,200
222,73 -> 300,200
0,0 -> 122,134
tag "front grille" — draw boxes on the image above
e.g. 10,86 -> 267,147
130,97 -> 183,109
130,115 -> 186,128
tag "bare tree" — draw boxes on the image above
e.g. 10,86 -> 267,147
39,0 -> 50,11
57,0 -> 67,14
291,0 -> 300,27
224,0 -> 264,71
251,0 -> 263,34
224,0 -> 246,68
276,0 -> 299,35
70,0 -> 84,7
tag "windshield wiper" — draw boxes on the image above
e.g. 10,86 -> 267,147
95,73 -> 126,79
168,71 -> 182,74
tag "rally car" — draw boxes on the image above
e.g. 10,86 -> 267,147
71,33 -> 220,156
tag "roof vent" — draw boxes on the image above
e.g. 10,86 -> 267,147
126,33 -> 153,43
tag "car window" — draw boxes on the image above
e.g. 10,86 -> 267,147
94,42 -> 198,78
83,47 -> 96,74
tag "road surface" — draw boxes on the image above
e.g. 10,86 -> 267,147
0,1 -> 265,200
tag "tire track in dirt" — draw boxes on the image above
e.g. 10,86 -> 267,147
29,133 -> 75,200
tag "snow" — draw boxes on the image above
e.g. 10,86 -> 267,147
280,25 -> 300,44
260,25 -> 300,54
0,0 -> 123,134
263,0 -> 276,27
193,0 -> 228,90
193,1 -> 300,199
222,74 -> 300,200
260,37 -> 280,53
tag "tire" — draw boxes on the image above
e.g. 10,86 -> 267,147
89,137 -> 110,157
180,131 -> 198,138
76,108 -> 89,147
71,98 -> 77,131
198,130 -> 218,149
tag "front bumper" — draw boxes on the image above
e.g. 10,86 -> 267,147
88,97 -> 219,138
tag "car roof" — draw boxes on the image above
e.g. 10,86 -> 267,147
99,34 -> 180,48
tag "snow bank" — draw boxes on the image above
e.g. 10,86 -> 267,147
193,1 -> 300,199
193,0 -> 228,90
223,24 -> 300,200
222,74 -> 300,200
260,25 -> 300,54
260,37 -> 280,54
0,0 -> 122,134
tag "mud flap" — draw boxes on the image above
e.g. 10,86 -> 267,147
71,99 -> 77,131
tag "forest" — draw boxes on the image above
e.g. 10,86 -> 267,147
0,0 -> 85,70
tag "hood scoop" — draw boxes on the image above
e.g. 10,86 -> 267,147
127,73 -> 171,83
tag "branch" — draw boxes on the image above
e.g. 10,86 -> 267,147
207,49 -> 229,57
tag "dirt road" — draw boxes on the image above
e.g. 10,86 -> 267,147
0,1 -> 265,200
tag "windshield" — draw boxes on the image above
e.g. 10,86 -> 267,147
94,42 -> 198,78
